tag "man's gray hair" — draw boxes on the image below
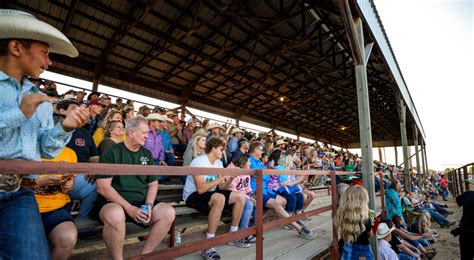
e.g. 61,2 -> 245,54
125,115 -> 148,135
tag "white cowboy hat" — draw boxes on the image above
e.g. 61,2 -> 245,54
146,113 -> 163,121
206,123 -> 225,131
0,9 -> 78,57
165,110 -> 177,117
376,223 -> 395,239
275,139 -> 287,146
230,128 -> 244,135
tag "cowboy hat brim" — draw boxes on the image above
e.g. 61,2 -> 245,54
0,9 -> 78,57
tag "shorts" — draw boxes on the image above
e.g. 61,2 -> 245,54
41,206 -> 74,236
185,190 -> 232,215
89,199 -> 161,227
263,191 -> 277,208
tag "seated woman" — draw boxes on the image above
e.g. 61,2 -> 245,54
271,153 -> 305,227
221,153 -> 255,243
35,147 -> 78,260
97,120 -> 125,155
93,110 -> 124,147
392,215 -> 436,253
248,141 -> 316,240
382,219 -> 435,259
182,129 -> 207,166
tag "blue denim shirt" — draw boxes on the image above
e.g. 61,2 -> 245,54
0,71 -> 72,161
158,128 -> 173,152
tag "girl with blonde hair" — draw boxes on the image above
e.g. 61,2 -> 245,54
336,185 -> 374,259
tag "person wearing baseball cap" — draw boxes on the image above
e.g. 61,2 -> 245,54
0,9 -> 88,259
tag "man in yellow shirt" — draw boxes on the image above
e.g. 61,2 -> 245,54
35,147 -> 77,260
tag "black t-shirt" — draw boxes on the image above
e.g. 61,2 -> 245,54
355,219 -> 372,245
66,128 -> 99,162
457,191 -> 474,231
389,233 -> 402,254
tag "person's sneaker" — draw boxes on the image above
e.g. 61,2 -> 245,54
296,220 -> 306,227
201,248 -> 221,260
298,227 -> 317,240
448,211 -> 454,215
227,238 -> 251,248
282,224 -> 293,230
449,221 -> 456,226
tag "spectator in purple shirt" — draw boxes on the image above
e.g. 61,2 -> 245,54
144,113 -> 167,166
182,119 -> 196,145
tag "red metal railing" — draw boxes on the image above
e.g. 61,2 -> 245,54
0,160 -> 381,259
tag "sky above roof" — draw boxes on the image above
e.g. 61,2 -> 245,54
374,0 -> 474,170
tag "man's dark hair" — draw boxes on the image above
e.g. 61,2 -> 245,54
57,99 -> 79,114
0,39 -> 35,56
238,137 -> 248,148
248,141 -> 263,154
205,138 -> 225,154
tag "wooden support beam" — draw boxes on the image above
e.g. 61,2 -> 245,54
413,126 -> 422,188
396,92 -> 411,191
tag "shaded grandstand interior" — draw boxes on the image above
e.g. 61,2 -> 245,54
4,0 -> 424,148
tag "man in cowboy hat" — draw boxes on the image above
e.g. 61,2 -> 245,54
227,127 -> 244,159
0,9 -> 88,259
206,122 -> 225,139
268,139 -> 287,168
376,223 -> 398,260
144,113 -> 167,166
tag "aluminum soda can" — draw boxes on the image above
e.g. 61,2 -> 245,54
138,205 -> 149,223
175,231 -> 182,245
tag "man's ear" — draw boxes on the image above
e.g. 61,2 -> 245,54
8,40 -> 23,57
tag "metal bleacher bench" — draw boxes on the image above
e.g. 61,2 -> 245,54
74,183 -> 232,249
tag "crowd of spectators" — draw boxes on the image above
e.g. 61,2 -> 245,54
1,8 -> 470,260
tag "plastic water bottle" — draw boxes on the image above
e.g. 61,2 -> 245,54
175,231 -> 182,245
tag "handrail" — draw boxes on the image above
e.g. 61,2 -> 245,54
445,162 -> 473,197
0,160 -> 375,259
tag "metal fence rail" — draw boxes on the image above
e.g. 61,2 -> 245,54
0,160 -> 383,259
446,163 -> 473,197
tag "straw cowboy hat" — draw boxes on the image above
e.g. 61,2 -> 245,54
376,223 -> 395,239
275,139 -> 287,146
206,123 -> 225,131
0,9 -> 78,57
146,113 -> 163,121
146,113 -> 172,123
230,128 -> 244,135
165,110 -> 177,117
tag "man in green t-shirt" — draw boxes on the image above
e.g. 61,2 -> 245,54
90,116 -> 175,259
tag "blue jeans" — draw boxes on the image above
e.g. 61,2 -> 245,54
430,202 -> 448,215
0,188 -> 50,259
441,188 -> 449,201
278,191 -> 304,213
69,175 -> 97,219
239,198 -> 254,230
426,208 -> 449,225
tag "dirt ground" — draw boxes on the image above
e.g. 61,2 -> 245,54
429,196 -> 462,259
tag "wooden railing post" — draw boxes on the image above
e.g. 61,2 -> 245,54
330,171 -> 339,260
256,169 -> 264,260
447,171 -> 453,195
458,169 -> 464,194
463,166 -> 470,191
378,171 -> 385,218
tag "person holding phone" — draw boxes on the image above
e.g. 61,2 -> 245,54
90,116 -> 175,259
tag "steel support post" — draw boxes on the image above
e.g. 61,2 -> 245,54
413,127 -> 422,189
398,98 -> 411,191
420,143 -> 426,178
353,17 -> 377,257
